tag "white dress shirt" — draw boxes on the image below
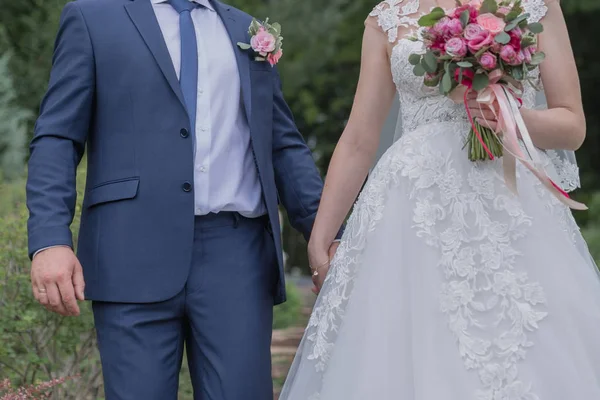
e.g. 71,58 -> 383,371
151,0 -> 264,217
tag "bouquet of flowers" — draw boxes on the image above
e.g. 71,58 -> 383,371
409,0 -> 545,161
408,0 -> 587,210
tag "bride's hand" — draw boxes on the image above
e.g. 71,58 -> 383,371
465,91 -> 499,131
308,242 -> 340,295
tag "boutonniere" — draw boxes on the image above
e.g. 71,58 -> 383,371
237,18 -> 283,67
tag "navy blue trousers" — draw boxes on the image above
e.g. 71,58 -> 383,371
93,213 -> 276,400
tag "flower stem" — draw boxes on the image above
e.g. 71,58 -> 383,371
467,121 -> 503,161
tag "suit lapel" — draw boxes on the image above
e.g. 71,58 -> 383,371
125,0 -> 187,109
211,1 -> 252,120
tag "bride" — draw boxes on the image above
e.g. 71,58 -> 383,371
280,0 -> 600,399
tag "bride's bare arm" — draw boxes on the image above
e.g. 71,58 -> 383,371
308,21 -> 396,262
521,0 -> 586,151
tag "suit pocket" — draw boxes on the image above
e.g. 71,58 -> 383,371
85,177 -> 140,208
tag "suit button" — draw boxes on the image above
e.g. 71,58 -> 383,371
180,128 -> 189,138
182,181 -> 192,192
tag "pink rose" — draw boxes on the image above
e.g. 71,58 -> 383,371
509,28 -> 523,51
500,45 -> 524,65
451,5 -> 478,22
464,23 -> 484,40
490,41 -> 503,53
250,27 -> 276,56
468,31 -> 494,52
476,13 -> 506,34
479,51 -> 497,69
515,50 -> 526,64
523,46 -> 537,64
267,49 -> 283,66
448,18 -> 464,36
432,17 -> 452,37
446,37 -> 468,58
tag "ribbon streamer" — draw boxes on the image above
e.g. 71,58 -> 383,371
466,70 -> 587,210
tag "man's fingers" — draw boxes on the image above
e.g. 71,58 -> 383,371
45,284 -> 68,316
72,262 -> 85,301
58,278 -> 80,316
33,284 -> 49,305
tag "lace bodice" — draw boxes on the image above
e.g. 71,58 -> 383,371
369,0 -> 548,133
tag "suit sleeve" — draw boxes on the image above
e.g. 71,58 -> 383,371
271,68 -> 343,241
26,2 -> 94,259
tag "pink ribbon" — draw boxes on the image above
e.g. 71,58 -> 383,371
462,69 -> 587,210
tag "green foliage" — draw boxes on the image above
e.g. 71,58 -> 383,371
0,167 -> 103,399
0,53 -> 30,181
0,0 -> 67,130
273,283 -> 303,330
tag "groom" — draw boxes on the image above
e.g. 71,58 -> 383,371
26,0 -> 339,398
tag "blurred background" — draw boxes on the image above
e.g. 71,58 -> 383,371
0,0 -> 598,398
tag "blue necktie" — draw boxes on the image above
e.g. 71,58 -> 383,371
169,0 -> 198,143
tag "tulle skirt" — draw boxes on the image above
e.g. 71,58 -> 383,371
280,121 -> 600,400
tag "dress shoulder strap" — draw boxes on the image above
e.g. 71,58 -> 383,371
522,0 -> 550,23
368,0 -> 421,44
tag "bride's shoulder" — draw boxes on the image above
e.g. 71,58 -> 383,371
365,0 -> 421,43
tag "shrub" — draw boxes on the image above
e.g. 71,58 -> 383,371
273,283 -> 302,330
0,167 -> 103,400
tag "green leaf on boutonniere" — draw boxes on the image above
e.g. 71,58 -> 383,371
418,7 -> 446,27
249,19 -> 262,34
255,56 -> 266,62
527,22 -> 544,34
271,22 -> 282,33
494,32 -> 511,44
237,42 -> 252,50
413,63 -> 426,77
480,0 -> 498,14
409,53 -> 422,66
423,51 -> 438,73
472,73 -> 490,91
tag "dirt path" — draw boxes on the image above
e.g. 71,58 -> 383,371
272,283 -> 315,399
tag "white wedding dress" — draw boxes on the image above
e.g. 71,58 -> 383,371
280,0 -> 600,399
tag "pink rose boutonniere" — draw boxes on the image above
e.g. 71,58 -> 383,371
237,18 -> 283,67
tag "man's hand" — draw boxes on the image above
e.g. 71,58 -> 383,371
31,247 -> 85,316
309,241 -> 340,295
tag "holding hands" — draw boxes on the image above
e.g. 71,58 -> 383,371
308,241 -> 340,295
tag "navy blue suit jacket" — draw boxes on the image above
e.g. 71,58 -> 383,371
26,0 -> 334,304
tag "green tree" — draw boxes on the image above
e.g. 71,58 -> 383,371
0,0 -> 67,127
0,53 -> 30,181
